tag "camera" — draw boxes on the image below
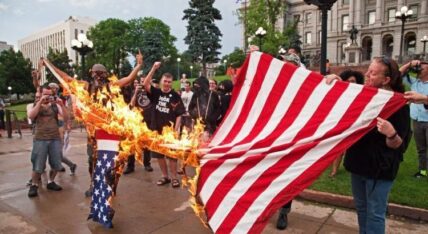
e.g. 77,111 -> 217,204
48,96 -> 57,102
409,64 -> 422,74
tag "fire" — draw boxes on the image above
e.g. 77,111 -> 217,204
52,67 -> 209,228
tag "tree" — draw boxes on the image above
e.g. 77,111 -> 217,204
225,47 -> 246,68
183,0 -> 222,77
240,0 -> 289,55
46,47 -> 72,84
126,17 -> 177,74
0,48 -> 33,97
87,18 -> 129,74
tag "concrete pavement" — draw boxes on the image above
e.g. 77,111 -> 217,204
0,129 -> 427,234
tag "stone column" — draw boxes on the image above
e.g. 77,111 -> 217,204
349,0 -> 354,26
421,0 -> 428,19
375,0 -> 382,25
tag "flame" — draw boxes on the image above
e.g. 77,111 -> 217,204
56,72 -> 209,227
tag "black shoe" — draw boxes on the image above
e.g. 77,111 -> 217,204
26,179 -> 32,186
59,167 -> 66,172
28,185 -> 38,197
123,167 -> 135,175
47,182 -> 62,191
414,171 -> 427,178
70,164 -> 77,175
276,213 -> 288,230
144,165 -> 153,172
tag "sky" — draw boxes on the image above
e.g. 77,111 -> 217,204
0,0 -> 243,56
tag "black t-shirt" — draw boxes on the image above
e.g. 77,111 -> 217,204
148,86 -> 185,132
133,89 -> 153,125
344,105 -> 410,181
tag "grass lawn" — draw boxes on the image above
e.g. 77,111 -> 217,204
310,139 -> 428,209
172,75 -> 231,90
6,103 -> 30,120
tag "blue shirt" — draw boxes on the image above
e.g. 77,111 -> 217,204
404,75 -> 428,121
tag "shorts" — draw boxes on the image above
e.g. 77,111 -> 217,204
31,139 -> 63,173
151,151 -> 177,161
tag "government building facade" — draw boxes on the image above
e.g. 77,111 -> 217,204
284,0 -> 428,65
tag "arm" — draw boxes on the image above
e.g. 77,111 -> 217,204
143,61 -> 161,92
28,95 -> 48,120
129,88 -> 139,108
376,117 -> 402,149
175,115 -> 182,132
404,91 -> 428,104
56,99 -> 68,123
400,60 -> 419,76
114,50 -> 143,88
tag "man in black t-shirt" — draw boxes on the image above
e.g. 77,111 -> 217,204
143,67 -> 185,188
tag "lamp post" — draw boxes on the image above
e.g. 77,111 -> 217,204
177,57 -> 181,80
223,59 -> 228,73
421,35 -> 428,59
71,33 -> 93,81
304,0 -> 337,75
396,6 -> 413,64
7,86 -> 12,100
190,65 -> 193,79
255,27 -> 267,51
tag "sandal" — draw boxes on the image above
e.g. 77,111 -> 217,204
156,177 -> 171,186
171,179 -> 180,188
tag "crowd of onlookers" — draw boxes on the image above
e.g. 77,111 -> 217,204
8,46 -> 428,234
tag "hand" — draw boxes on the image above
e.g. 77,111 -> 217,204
40,95 -> 50,103
136,49 -> 143,66
404,91 -> 428,104
249,45 -> 259,53
56,98 -> 64,106
38,58 -> 45,68
409,60 -> 420,67
325,74 -> 341,85
376,117 -> 396,137
31,70 -> 40,80
153,61 -> 161,70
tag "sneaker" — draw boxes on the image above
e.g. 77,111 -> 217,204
70,164 -> 77,175
414,171 -> 427,178
28,185 -> 38,198
123,166 -> 135,175
47,182 -> 62,191
144,165 -> 153,172
276,212 -> 288,230
59,167 -> 66,172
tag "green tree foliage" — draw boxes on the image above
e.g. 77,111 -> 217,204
127,17 -> 177,74
183,0 -> 222,76
87,18 -> 129,74
46,47 -> 72,84
0,48 -> 33,96
240,0 -> 300,55
217,47 -> 247,75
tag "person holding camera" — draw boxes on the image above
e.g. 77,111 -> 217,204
27,85 -> 69,197
400,60 -> 428,178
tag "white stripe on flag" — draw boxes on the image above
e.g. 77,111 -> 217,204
97,139 -> 120,152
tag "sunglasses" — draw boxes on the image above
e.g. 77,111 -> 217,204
379,56 -> 392,77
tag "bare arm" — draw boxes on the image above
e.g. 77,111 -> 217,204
399,60 -> 419,75
129,86 -> 140,108
143,61 -> 161,93
56,99 -> 68,123
28,95 -> 47,120
175,115 -> 182,132
376,117 -> 402,149
114,50 -> 143,88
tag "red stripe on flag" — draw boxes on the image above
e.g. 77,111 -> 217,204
95,129 -> 121,141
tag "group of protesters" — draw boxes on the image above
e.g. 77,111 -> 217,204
24,45 -> 428,234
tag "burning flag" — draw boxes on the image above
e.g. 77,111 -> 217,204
87,130 -> 120,228
194,52 -> 407,233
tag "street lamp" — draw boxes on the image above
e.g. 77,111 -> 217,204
223,59 -> 228,72
7,86 -> 12,100
255,27 -> 267,51
71,33 -> 93,81
396,6 -> 413,64
190,65 -> 193,78
177,57 -> 181,80
304,0 -> 337,75
421,35 -> 428,59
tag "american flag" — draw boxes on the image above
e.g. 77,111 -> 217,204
196,52 -> 406,233
87,130 -> 120,228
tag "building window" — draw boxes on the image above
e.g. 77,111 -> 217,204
409,5 -> 418,19
342,0 -> 349,5
293,14 -> 300,23
305,12 -> 312,24
342,15 -> 349,31
305,32 -> 312,44
387,8 -> 396,22
368,11 -> 375,24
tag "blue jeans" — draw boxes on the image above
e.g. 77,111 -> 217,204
351,173 -> 393,234
31,139 -> 63,173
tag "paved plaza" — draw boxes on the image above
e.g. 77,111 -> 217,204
0,129 -> 427,233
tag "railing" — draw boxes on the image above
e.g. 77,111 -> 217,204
5,110 -> 23,139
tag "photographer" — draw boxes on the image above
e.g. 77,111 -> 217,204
400,60 -> 428,178
27,85 -> 69,197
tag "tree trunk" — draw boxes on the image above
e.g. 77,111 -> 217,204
202,62 -> 207,77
